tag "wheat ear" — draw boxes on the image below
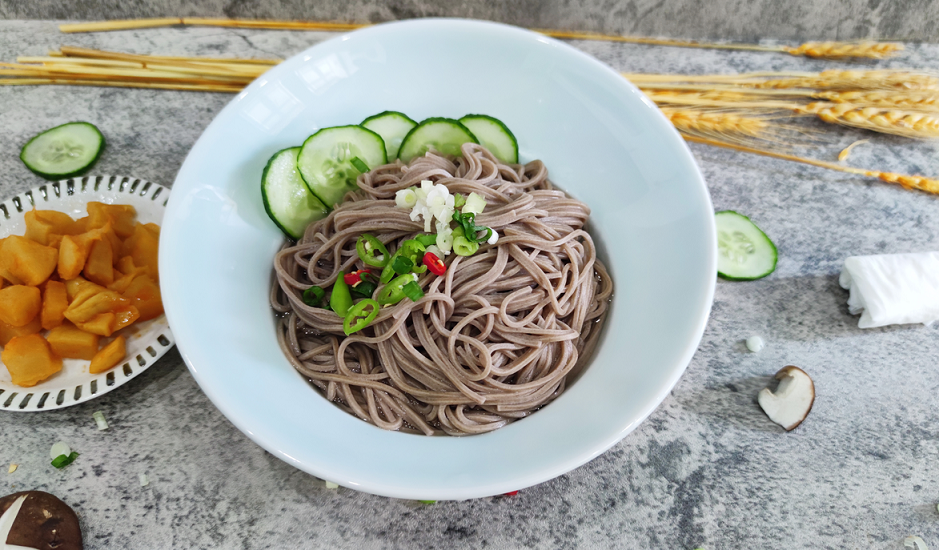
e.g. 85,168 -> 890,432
801,102 -> 939,139
659,108 -> 771,139
813,90 -> 939,110
782,41 -> 903,59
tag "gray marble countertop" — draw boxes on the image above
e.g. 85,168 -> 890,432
1,20 -> 938,550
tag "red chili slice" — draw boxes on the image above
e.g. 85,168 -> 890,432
423,252 -> 446,276
344,269 -> 371,287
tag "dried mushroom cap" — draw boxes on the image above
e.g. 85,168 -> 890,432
0,491 -> 82,550
757,365 -> 815,431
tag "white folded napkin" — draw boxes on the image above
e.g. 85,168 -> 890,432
839,251 -> 939,328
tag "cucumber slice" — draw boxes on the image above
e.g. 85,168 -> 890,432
716,210 -> 777,280
361,111 -> 417,160
397,118 -> 479,163
297,125 -> 387,208
458,114 -> 518,164
20,122 -> 104,180
261,147 -> 329,239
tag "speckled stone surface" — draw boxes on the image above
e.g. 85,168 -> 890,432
3,0 -> 939,41
1,20 -> 938,550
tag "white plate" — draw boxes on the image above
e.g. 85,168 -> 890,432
162,19 -> 716,500
0,176 -> 175,412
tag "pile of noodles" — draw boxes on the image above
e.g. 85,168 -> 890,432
272,143 -> 613,436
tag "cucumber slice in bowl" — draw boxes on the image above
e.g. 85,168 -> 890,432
20,122 -> 104,180
459,114 -> 518,164
397,118 -> 478,163
261,147 -> 329,239
297,125 -> 387,208
716,210 -> 777,280
361,111 -> 417,160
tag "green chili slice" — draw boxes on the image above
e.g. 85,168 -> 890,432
376,273 -> 417,306
330,272 -> 353,317
302,286 -> 326,307
343,299 -> 380,335
379,255 -> 398,283
356,234 -> 390,268
399,239 -> 426,261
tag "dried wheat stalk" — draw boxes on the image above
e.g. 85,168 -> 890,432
626,70 -> 939,92
755,70 -> 939,91
683,134 -> 939,195
56,18 -> 904,60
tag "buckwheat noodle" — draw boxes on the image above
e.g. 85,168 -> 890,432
272,143 -> 613,435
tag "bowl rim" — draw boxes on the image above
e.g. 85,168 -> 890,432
162,17 -> 716,500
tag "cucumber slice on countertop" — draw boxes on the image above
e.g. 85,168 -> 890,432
361,111 -> 417,160
716,210 -> 777,280
397,118 -> 478,163
261,147 -> 329,239
458,114 -> 518,164
297,125 -> 387,208
20,122 -> 104,180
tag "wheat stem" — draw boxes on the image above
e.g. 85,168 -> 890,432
0,77 -> 241,92
59,18 -> 185,33
682,134 -> 939,194
643,90 -> 799,110
55,19 -> 904,60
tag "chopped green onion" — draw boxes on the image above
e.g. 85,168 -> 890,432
453,193 -> 466,209
302,286 -> 326,307
93,411 -> 109,431
139,473 -> 150,487
351,281 -> 377,299
462,192 -> 486,215
451,210 -> 492,245
325,481 -> 339,489
51,452 -> 79,469
349,156 -> 370,173
453,236 -> 479,256
418,500 -> 436,504
415,234 -> 437,247
392,255 -> 414,275
402,281 -> 424,301
50,441 -> 71,460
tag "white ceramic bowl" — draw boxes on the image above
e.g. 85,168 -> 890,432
161,18 -> 715,500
